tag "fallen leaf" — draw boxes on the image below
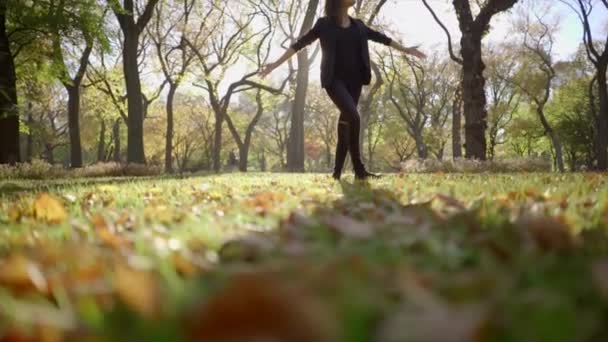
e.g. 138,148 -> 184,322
33,193 -> 68,224
0,253 -> 49,295
517,215 -> 576,252
322,214 -> 373,239
184,271 -> 337,342
218,234 -> 275,263
113,263 -> 161,319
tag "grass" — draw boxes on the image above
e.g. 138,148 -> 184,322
0,172 -> 607,341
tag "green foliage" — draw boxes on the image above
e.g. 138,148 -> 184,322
547,77 -> 597,170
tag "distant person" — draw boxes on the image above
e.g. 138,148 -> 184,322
259,0 -> 426,180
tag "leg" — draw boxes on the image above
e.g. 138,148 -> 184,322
332,111 -> 349,177
325,79 -> 365,173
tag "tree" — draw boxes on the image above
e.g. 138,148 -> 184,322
485,43 -> 520,160
50,0 -> 104,167
422,0 -> 520,160
148,0 -> 196,173
0,0 -> 19,164
186,0 -> 288,172
548,76 -> 597,170
110,0 -> 160,164
285,0 -> 320,172
559,0 -> 608,170
306,84 -> 338,168
509,9 -> 565,172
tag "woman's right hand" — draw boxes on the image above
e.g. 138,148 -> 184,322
258,62 -> 278,78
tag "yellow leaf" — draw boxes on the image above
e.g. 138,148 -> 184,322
114,263 -> 161,319
33,193 -> 68,224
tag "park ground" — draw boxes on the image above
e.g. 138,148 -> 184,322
1,172 -> 608,341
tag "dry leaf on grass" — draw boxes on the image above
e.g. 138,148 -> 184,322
113,262 -> 162,319
33,194 -> 68,225
184,271 -> 337,342
517,215 -> 577,252
322,214 -> 374,239
0,253 -> 48,295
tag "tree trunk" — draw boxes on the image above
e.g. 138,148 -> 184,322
238,145 -> 249,172
452,86 -> 463,159
165,83 -> 177,173
44,144 -> 54,164
0,1 -> 19,165
98,119 -> 106,162
123,31 -> 146,164
537,108 -> 564,172
26,102 -> 33,162
359,62 -> 383,162
414,132 -> 428,159
212,112 -> 223,173
596,67 -> 608,170
113,118 -> 121,162
287,0 -> 318,172
66,86 -> 83,167
287,51 -> 310,172
461,34 -> 487,160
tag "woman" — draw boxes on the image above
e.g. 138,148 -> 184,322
259,0 -> 426,181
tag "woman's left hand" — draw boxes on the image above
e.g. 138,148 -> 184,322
405,47 -> 427,60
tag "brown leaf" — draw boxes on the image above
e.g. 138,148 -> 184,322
113,263 -> 161,319
244,191 -> 286,216
218,234 -> 275,263
517,215 -> 576,252
92,214 -> 132,249
378,269 -> 491,342
322,214 -> 373,239
0,253 -> 49,295
33,193 -> 68,225
184,271 -> 337,342
434,193 -> 467,211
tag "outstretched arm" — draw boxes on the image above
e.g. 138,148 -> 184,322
390,40 -> 426,59
365,22 -> 426,59
258,19 -> 322,78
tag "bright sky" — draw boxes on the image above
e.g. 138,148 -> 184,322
185,0 -> 606,95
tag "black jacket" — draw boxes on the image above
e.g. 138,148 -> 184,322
290,15 -> 393,88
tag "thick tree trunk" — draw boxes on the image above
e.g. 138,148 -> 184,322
98,119 -> 106,162
287,0 -> 318,172
452,86 -> 463,159
238,145 -> 249,172
596,67 -> 608,170
66,86 -> 83,167
414,132 -> 428,159
123,31 -> 146,164
165,84 -> 177,173
287,52 -> 310,172
212,112 -> 223,173
112,118 -> 121,162
0,1 -> 19,165
461,34 -> 487,160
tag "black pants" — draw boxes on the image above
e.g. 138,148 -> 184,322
325,77 -> 365,174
